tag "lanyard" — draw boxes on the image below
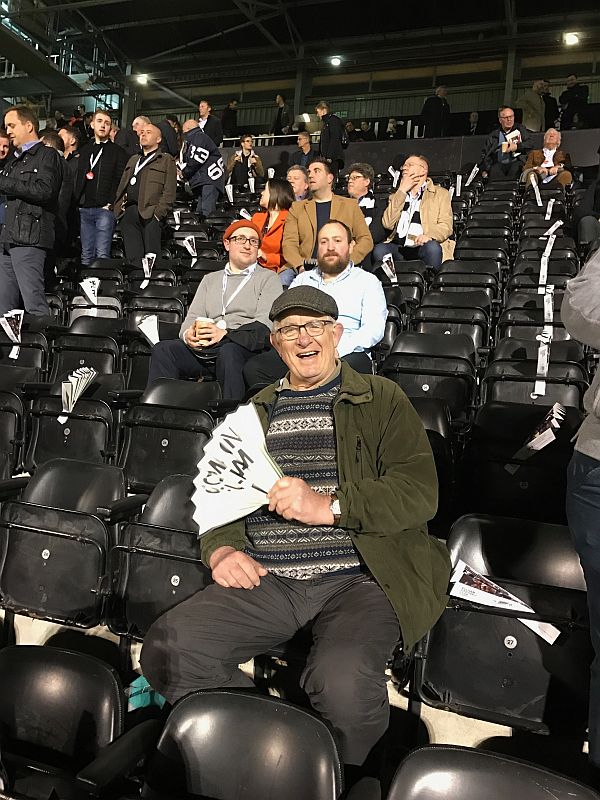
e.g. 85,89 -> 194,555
134,151 -> 157,177
221,265 -> 256,319
129,151 -> 157,185
89,147 -> 103,171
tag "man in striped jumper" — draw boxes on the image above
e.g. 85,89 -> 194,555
141,286 -> 450,784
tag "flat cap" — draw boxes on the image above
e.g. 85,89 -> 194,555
269,285 -> 339,322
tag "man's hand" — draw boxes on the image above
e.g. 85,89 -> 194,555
414,234 -> 432,246
195,321 -> 227,346
209,546 -> 267,589
548,165 -> 559,176
267,477 -> 334,526
398,169 -> 422,194
183,325 -> 205,349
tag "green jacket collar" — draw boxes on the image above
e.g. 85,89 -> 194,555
253,361 -> 373,417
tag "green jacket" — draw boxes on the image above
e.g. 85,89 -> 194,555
200,363 -> 451,649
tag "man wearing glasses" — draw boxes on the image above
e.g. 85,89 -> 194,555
481,106 -> 532,181
146,220 -> 282,400
142,284 -> 450,788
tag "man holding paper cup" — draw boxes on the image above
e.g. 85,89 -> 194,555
146,220 -> 281,400
481,106 -> 532,181
141,284 -> 450,785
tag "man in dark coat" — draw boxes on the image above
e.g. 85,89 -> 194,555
315,100 -> 346,172
481,106 -> 532,181
0,105 -> 62,315
421,86 -> 450,138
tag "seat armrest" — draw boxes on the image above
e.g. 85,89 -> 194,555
76,718 -> 162,793
0,476 -> 30,501
108,388 -> 144,404
97,494 -> 149,523
19,382 -> 54,398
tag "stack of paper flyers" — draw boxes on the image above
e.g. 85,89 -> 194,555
57,367 -> 98,424
80,277 -> 100,306
450,560 -> 560,644
381,253 -> 398,284
505,403 -> 566,475
0,309 -> 24,359
192,402 -> 283,536
140,252 -> 157,289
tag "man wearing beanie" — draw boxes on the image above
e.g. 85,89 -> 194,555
142,285 -> 451,790
146,220 -> 282,399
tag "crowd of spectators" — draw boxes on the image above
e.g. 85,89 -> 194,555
1,77 -> 600,796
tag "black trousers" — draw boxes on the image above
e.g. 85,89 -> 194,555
119,204 -> 162,268
147,337 -> 254,401
243,347 -> 373,392
488,160 -> 523,180
140,571 -> 401,766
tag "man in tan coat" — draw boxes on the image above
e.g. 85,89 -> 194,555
374,154 -> 454,269
516,80 -> 546,133
282,158 -> 373,273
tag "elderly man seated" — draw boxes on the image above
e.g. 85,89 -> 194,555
374,154 -> 454,270
522,128 -> 573,188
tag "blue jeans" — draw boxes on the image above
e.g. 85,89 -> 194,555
566,449 -> 600,765
373,240 -> 443,270
193,184 -> 220,217
79,207 -> 115,265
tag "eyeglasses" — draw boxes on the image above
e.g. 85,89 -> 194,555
275,320 -> 334,340
228,235 -> 260,247
499,114 -> 514,120
348,174 -> 366,181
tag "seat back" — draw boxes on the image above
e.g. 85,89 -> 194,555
460,402 -> 582,522
143,691 -> 342,800
0,460 -> 127,626
387,745 -> 600,800
108,475 -> 211,639
0,646 -> 124,769
119,404 -> 214,492
414,514 -> 592,734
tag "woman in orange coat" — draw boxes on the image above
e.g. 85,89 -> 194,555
251,179 -> 295,280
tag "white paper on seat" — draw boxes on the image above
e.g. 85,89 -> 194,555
504,403 -> 565,475
140,252 -> 157,290
138,314 -> 160,346
0,309 -> 24,359
544,198 -> 555,220
455,173 -> 462,197
57,366 -> 98,425
530,173 -> 543,207
465,164 -> 479,187
80,277 -> 100,306
238,208 -> 252,221
450,560 -> 560,644
183,235 -> 197,258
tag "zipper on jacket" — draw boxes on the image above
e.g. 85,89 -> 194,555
355,436 -> 363,478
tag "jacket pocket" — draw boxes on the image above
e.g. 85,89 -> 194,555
13,211 -> 41,246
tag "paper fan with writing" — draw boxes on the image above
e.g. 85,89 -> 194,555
192,402 -> 282,536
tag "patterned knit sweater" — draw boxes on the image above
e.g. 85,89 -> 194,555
245,375 -> 362,579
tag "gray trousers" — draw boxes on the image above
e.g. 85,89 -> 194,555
140,570 -> 401,766
0,245 -> 50,316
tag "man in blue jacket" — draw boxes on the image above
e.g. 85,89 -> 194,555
0,106 -> 62,315
180,121 -> 225,218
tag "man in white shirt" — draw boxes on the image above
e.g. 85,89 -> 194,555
522,128 -> 573,188
243,219 -> 387,389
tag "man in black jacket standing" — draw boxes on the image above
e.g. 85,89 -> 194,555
75,109 -> 128,265
421,86 -> 450,138
0,105 -> 62,315
315,100 -> 346,172
198,100 -> 223,148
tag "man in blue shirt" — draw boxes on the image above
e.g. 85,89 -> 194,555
243,219 -> 387,390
